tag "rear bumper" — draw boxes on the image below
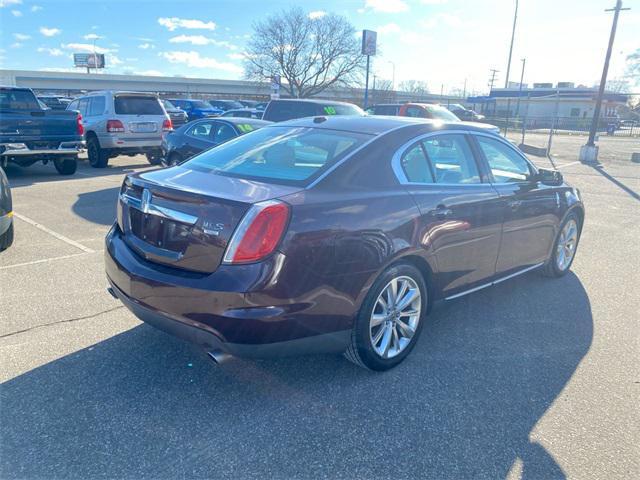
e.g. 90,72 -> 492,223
0,141 -> 84,156
105,224 -> 351,358
99,135 -> 162,149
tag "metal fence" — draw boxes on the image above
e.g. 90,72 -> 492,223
484,116 -> 640,138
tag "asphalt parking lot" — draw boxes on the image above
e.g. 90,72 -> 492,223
1,149 -> 639,479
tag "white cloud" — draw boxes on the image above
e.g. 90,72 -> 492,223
160,50 -> 242,73
10,42 -> 23,48
83,33 -> 103,40
168,35 -> 238,50
108,54 -> 123,65
62,43 -> 112,54
31,5 -> 42,12
37,46 -> 63,56
365,0 -> 408,13
308,11 -> 326,20
11,9 -> 21,16
420,0 -> 448,4
378,23 -> 401,35
0,0 -> 22,7
40,27 -> 61,37
158,17 -> 216,31
13,33 -> 30,41
138,43 -> 155,50
420,13 -> 462,29
227,52 -> 245,60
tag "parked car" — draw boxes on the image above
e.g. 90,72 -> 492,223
68,91 -> 171,167
207,99 -> 244,111
161,117 -> 271,166
254,102 -> 268,111
161,99 -> 188,128
37,95 -> 72,110
220,108 -> 263,119
367,104 -> 402,116
398,103 -> 462,121
447,104 -> 486,121
237,100 -> 259,108
0,166 -> 13,251
1,86 -> 84,175
168,99 -> 223,122
262,99 -> 365,122
106,116 -> 584,371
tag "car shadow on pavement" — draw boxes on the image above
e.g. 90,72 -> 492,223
72,187 -> 120,225
0,271 -> 592,479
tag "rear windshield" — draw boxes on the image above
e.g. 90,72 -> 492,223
114,96 -> 164,115
424,105 -> 460,122
0,89 -> 40,110
185,126 -> 371,186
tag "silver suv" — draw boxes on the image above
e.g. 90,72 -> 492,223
67,91 -> 171,168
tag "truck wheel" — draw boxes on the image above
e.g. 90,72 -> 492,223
87,137 -> 109,168
146,152 -> 162,165
54,157 -> 77,175
0,223 -> 14,251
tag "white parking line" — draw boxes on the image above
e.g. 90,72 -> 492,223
13,212 -> 95,253
555,161 -> 581,169
0,252 -> 88,270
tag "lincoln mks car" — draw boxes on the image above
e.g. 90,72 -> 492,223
105,116 -> 584,370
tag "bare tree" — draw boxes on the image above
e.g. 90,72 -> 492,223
624,48 -> 639,87
372,78 -> 395,104
244,8 -> 365,98
398,80 -> 429,96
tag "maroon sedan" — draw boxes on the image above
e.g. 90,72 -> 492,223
106,116 -> 584,370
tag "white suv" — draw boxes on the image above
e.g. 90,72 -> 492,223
67,91 -> 171,168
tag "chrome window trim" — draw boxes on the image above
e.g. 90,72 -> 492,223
391,130 -> 488,187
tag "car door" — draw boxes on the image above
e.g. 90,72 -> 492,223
183,120 -> 216,158
395,132 -> 504,297
472,133 -> 559,275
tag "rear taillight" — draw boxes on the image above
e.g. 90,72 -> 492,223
76,113 -> 84,135
107,119 -> 125,133
223,200 -> 290,264
162,118 -> 173,131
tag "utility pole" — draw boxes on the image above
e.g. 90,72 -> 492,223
462,78 -> 467,99
388,60 -> 396,91
505,0 -> 519,88
488,69 -> 499,92
515,58 -> 526,117
585,0 -> 629,148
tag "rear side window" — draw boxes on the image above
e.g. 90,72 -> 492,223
213,123 -> 237,143
185,126 -> 371,185
77,98 -> 89,117
88,96 -> 105,116
187,121 -> 214,139
422,134 -> 481,184
373,105 -> 399,115
401,143 -> 435,184
0,89 -> 40,110
405,106 -> 425,118
114,96 -> 163,115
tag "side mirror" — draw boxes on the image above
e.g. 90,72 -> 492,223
536,168 -> 563,186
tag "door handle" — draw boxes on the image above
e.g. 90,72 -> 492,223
508,200 -> 522,210
431,205 -> 453,219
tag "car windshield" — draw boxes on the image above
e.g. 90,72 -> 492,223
425,105 -> 461,121
114,96 -> 164,115
184,126 -> 371,186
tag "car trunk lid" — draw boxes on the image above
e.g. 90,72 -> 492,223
120,165 -> 302,273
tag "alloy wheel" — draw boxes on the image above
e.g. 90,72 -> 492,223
556,219 -> 578,271
369,276 -> 422,359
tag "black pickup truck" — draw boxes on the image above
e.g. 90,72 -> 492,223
1,86 -> 84,175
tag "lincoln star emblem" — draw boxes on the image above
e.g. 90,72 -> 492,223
141,188 -> 152,214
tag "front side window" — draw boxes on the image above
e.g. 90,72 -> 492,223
401,142 -> 434,184
476,136 -> 532,183
185,126 -> 371,185
213,123 -> 237,143
422,134 -> 481,184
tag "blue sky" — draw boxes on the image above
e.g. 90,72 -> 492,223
1,0 -> 638,94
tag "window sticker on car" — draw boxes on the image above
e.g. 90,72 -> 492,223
323,106 -> 337,115
237,124 -> 254,133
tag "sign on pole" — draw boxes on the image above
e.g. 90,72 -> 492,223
73,53 -> 106,69
361,30 -> 377,56
270,74 -> 281,99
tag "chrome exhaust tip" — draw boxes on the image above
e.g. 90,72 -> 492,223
207,350 -> 233,364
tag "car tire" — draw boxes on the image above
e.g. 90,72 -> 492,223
0,222 -> 14,252
53,157 -> 77,175
167,152 -> 182,167
146,153 -> 162,165
344,262 -> 428,371
87,137 -> 109,168
541,212 -> 581,278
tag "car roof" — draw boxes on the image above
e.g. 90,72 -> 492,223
218,118 -> 271,126
272,115 -> 499,136
269,98 -> 359,107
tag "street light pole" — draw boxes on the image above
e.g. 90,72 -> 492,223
505,0 -> 519,88
388,60 -> 396,91
515,58 -> 526,117
586,0 -> 629,147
